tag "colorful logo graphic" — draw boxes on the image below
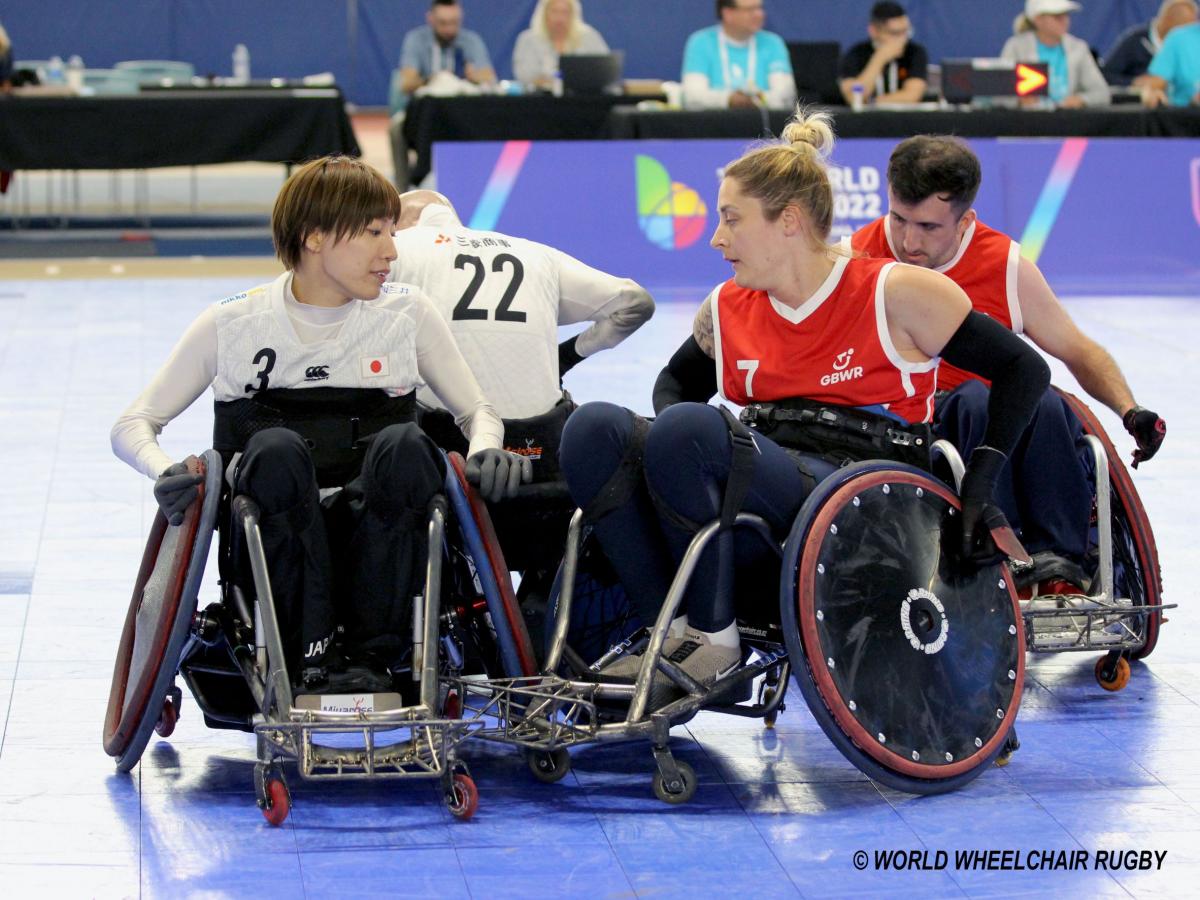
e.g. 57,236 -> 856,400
636,155 -> 707,250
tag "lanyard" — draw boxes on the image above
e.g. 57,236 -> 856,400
718,29 -> 757,91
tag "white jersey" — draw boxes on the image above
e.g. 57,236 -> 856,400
112,271 -> 503,479
391,206 -> 649,419
211,277 -> 421,400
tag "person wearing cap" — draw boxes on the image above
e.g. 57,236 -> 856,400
1102,0 -> 1197,87
1000,0 -> 1111,107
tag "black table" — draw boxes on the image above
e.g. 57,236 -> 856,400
0,88 -> 360,170
605,105 -> 1200,140
402,94 -> 652,186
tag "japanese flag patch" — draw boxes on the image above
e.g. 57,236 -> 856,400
361,355 -> 389,378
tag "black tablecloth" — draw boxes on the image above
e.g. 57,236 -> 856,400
0,89 -> 360,170
605,105 -> 1200,140
401,94 -> 648,185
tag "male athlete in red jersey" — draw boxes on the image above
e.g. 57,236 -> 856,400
851,135 -> 1165,585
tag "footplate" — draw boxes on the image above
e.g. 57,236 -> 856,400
1022,596 -> 1176,653
450,675 -> 600,751
254,707 -> 483,780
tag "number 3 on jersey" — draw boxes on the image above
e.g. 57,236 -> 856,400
244,347 -> 277,393
452,253 -> 527,323
737,359 -> 759,398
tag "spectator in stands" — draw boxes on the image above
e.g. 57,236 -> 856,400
513,0 -> 609,91
1141,15 -> 1200,106
838,2 -> 929,105
1102,0 -> 1197,87
1000,0 -> 1111,107
681,0 -> 795,110
397,0 -> 495,104
390,0 -> 496,189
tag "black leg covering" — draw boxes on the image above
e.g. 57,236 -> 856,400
234,427 -> 335,672
325,422 -> 447,660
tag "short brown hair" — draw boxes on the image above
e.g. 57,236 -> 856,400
888,136 -> 981,217
271,156 -> 401,271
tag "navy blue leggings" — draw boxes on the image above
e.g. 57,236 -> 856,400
559,401 -> 835,632
934,380 -> 1092,561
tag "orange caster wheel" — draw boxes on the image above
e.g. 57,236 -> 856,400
260,778 -> 291,827
1095,654 -> 1131,692
447,772 -> 479,820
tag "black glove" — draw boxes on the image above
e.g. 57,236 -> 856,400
154,460 -> 203,526
1122,405 -> 1165,469
465,448 -> 533,503
558,335 -> 586,383
957,446 -> 1013,565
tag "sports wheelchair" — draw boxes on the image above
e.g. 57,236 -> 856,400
451,458 -> 1027,802
102,449 -> 538,825
934,388 -> 1170,693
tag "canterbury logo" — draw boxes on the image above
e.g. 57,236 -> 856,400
305,365 -> 330,381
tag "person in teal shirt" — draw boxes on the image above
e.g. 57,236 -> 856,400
681,0 -> 795,109
1144,21 -> 1200,106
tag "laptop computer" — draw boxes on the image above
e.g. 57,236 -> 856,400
560,52 -> 624,96
941,58 -> 1049,103
787,41 -> 842,106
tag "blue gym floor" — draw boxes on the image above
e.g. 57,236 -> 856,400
0,277 -> 1197,898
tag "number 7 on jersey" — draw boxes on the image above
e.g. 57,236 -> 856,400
737,359 -> 759,398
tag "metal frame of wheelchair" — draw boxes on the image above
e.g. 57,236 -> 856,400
453,459 -> 1027,802
931,388 -> 1172,693
103,448 -> 536,825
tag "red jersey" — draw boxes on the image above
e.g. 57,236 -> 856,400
711,255 -> 939,424
850,216 -> 1022,391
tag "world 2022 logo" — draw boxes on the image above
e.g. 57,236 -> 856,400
635,155 -> 708,250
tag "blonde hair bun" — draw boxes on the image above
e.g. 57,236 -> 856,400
779,107 -> 836,161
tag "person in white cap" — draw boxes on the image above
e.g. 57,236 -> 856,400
1000,0 -> 1111,107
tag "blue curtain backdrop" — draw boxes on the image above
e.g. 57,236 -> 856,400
2,0 -> 1158,105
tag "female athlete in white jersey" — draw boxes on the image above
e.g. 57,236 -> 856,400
112,156 -> 529,687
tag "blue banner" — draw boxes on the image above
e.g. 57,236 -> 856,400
437,138 -> 1200,295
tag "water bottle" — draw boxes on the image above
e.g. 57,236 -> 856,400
46,55 -> 65,85
232,44 -> 251,83
66,55 -> 85,92
851,83 -> 864,112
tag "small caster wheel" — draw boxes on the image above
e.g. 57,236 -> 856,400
443,688 -> 461,720
154,696 -> 179,738
526,748 -> 571,784
652,760 -> 697,805
447,772 -> 479,820
260,778 -> 291,826
994,728 -> 1021,768
1095,654 -> 1130,692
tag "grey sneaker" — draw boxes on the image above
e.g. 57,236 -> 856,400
599,636 -> 688,682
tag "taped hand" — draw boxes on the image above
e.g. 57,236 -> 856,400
1122,406 -> 1165,469
465,448 -> 533,503
154,460 -> 203,526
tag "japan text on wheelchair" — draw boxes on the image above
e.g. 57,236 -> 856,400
102,393 -> 545,825
934,388 -> 1170,693
452,389 -> 1168,803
